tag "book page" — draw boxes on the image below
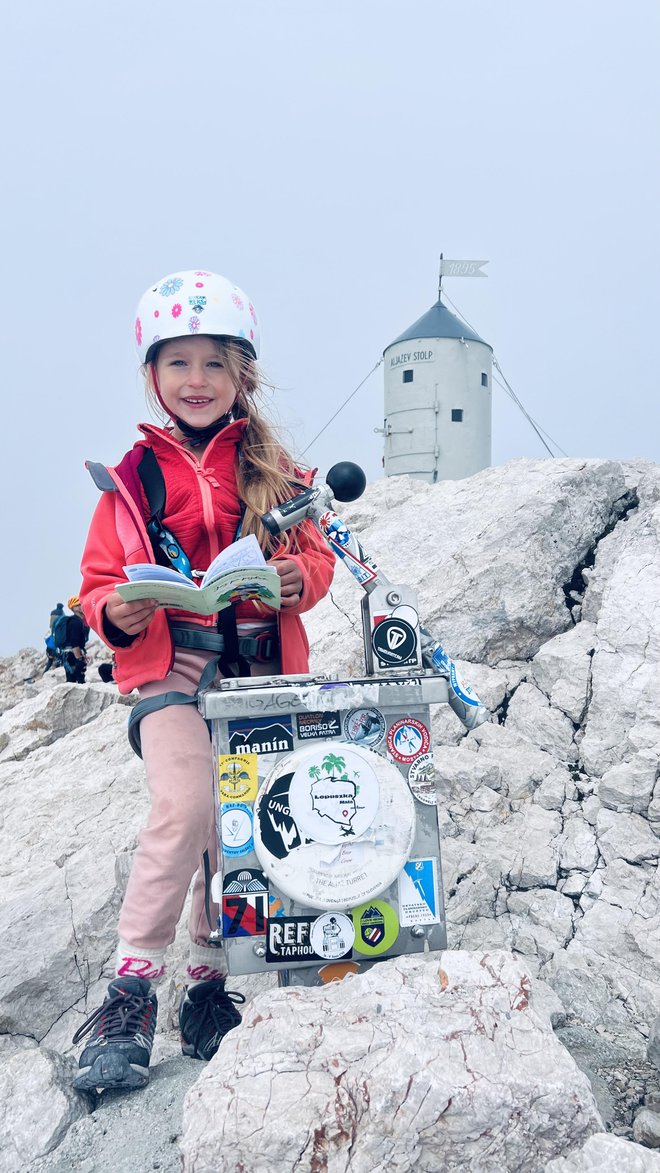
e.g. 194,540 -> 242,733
202,534 -> 266,584
123,564 -> 195,586
116,579 -> 203,610
201,567 -> 280,611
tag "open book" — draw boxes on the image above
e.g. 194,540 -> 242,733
116,534 -> 281,616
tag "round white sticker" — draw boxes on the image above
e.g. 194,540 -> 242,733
253,744 -> 416,910
343,707 -> 386,748
309,912 -> 355,959
220,804 -> 253,857
386,718 -> 430,763
288,742 -> 380,845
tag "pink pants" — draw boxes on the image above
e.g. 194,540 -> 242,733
118,648 -> 276,952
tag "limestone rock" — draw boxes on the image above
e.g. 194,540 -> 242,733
475,803 -> 562,889
541,956 -> 633,1030
507,889 -> 576,949
633,1108 -> 660,1148
546,1132 -> 660,1170
648,1017 -> 660,1071
648,782 -> 660,834
179,951 -> 602,1173
568,877 -> 660,1023
559,817 -> 599,873
470,720 -> 559,799
599,859 -> 653,913
560,871 -> 588,898
599,755 -> 658,816
0,646 -> 51,714
433,742 -> 503,797
534,766 -> 569,811
505,681 -> 578,763
595,809 -> 660,866
580,502 -> 660,777
305,457 -> 629,673
0,705 -> 146,1037
532,621 -> 596,724
0,682 -> 122,762
0,1044 -> 90,1171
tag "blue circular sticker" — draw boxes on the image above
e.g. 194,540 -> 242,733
221,803 -> 254,858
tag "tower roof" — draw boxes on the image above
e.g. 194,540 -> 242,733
385,299 -> 491,352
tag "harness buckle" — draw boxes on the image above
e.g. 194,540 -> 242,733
249,631 -> 278,663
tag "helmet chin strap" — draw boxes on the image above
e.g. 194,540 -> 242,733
150,363 -> 236,448
172,412 -> 234,448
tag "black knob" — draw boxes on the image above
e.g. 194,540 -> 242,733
326,462 -> 367,502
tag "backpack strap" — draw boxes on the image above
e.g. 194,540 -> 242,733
136,447 -> 193,578
137,447 -> 167,523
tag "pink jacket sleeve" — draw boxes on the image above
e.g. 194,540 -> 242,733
79,491 -> 149,651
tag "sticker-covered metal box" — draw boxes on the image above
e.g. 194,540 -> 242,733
201,671 -> 449,984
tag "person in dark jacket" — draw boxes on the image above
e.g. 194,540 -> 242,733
44,603 -> 66,672
60,596 -> 89,684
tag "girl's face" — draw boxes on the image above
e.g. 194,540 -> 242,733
155,336 -> 237,427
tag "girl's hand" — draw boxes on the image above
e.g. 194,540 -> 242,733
105,590 -> 159,635
270,558 -> 303,608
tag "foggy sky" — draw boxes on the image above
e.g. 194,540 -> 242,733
2,0 -> 658,655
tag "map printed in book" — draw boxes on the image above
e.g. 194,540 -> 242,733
115,534 -> 281,615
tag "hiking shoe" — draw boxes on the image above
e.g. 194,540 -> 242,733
72,976 -> 157,1093
179,979 -> 245,1061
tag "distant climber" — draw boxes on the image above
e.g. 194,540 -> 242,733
50,602 -> 65,630
44,602 -> 65,672
52,596 -> 89,684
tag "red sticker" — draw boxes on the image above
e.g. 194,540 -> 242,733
222,895 -> 267,937
386,718 -> 430,763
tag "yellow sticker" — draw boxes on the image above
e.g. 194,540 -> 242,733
217,754 -> 259,803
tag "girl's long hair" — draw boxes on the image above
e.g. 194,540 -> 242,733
144,338 -> 307,555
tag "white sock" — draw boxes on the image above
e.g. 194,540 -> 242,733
115,939 -> 167,984
186,943 -> 228,988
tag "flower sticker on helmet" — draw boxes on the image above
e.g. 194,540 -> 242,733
134,271 -> 260,363
159,277 -> 184,297
135,318 -> 142,346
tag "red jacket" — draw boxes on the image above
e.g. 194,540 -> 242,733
80,421 -> 336,694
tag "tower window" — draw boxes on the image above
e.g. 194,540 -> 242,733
481,372 -> 488,387
403,369 -> 413,383
451,409 -> 463,422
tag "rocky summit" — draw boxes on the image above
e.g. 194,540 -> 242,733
3,457 -> 660,1172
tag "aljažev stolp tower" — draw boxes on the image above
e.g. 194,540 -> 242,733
382,293 -> 493,483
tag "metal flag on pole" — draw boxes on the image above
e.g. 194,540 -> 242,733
438,253 -> 489,298
439,258 -> 489,277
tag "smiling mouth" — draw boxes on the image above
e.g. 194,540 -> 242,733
182,397 -> 212,406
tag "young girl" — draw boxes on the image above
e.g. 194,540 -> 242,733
73,270 -> 335,1093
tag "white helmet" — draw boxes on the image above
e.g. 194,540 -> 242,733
134,270 -> 260,364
